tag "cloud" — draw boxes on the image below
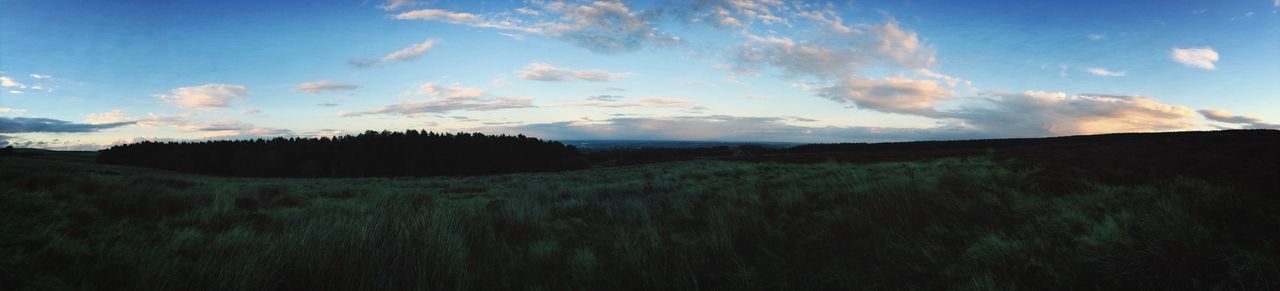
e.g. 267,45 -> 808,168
0,135 -> 105,151
1086,34 -> 1106,41
681,80 -> 711,86
1199,109 -> 1278,129
0,107 -> 26,115
341,82 -> 531,117
1170,47 -> 1219,70
947,91 -> 1197,137
868,21 -> 936,69
30,74 -> 52,79
379,0 -> 417,11
732,20 -> 934,79
916,69 -> 971,87
819,77 -> 951,116
393,2 -> 675,54
157,84 -> 248,109
351,39 -> 437,67
296,81 -> 359,94
412,82 -> 486,99
566,96 -> 699,109
515,62 -> 635,82
516,7 -> 540,15
84,109 -> 133,123
489,115 -> 981,143
340,98 -> 532,117
587,95 -> 624,102
1,76 -> 25,88
734,34 -> 866,78
317,103 -> 340,107
535,1 -> 677,53
0,117 -> 135,133
1085,67 -> 1126,77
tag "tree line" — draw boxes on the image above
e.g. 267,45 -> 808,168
97,130 -> 588,177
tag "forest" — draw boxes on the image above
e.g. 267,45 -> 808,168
96,130 -> 588,177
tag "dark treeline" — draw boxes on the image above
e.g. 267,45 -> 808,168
97,130 -> 587,177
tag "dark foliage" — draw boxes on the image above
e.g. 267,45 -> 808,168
0,145 -> 13,156
96,130 -> 587,177
748,129 -> 1280,192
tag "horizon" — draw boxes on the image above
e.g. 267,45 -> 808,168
3,0 -> 1279,150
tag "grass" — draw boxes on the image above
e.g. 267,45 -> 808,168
2,152 -> 1278,290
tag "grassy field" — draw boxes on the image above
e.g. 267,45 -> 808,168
3,150 -> 1279,290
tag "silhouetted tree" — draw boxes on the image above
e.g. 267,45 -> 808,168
97,131 -> 587,177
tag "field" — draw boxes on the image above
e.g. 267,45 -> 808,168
3,132 -> 1280,290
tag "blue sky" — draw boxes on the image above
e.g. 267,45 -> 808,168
1,0 -> 1277,149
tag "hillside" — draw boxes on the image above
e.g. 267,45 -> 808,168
2,130 -> 1279,289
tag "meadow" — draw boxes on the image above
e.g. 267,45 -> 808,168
4,145 -> 1278,290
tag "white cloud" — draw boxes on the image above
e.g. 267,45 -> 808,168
566,96 -> 699,109
948,91 -> 1197,136
340,98 -> 532,117
732,20 -> 934,79
157,83 -> 248,109
295,81 -> 359,94
341,83 -> 530,117
1085,67 -> 1126,77
85,109 -> 133,124
411,82 -> 486,99
916,69 -> 971,87
393,2 -> 675,54
379,0 -> 417,11
819,77 -> 951,116
30,74 -> 52,79
351,39 -> 437,67
490,78 -> 511,87
1,76 -> 25,88
869,21 -> 936,69
515,7 -> 539,15
0,107 -> 26,115
516,62 -> 635,82
1086,34 -> 1106,41
1170,47 -> 1219,70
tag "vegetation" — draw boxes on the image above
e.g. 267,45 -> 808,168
97,131 -> 587,177
4,142 -> 1279,289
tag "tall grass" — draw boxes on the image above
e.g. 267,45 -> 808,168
1,155 -> 1277,290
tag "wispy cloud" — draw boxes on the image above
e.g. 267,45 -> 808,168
379,0 -> 418,11
1085,67 -> 1126,77
1199,108 -> 1278,129
157,84 -> 248,109
565,96 -> 699,109
392,1 -> 676,54
296,81 -> 359,94
341,83 -> 532,117
1170,47 -> 1219,70
0,107 -> 27,115
516,62 -> 635,82
350,39 -> 437,67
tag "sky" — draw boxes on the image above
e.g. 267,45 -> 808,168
1,0 -> 1278,149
